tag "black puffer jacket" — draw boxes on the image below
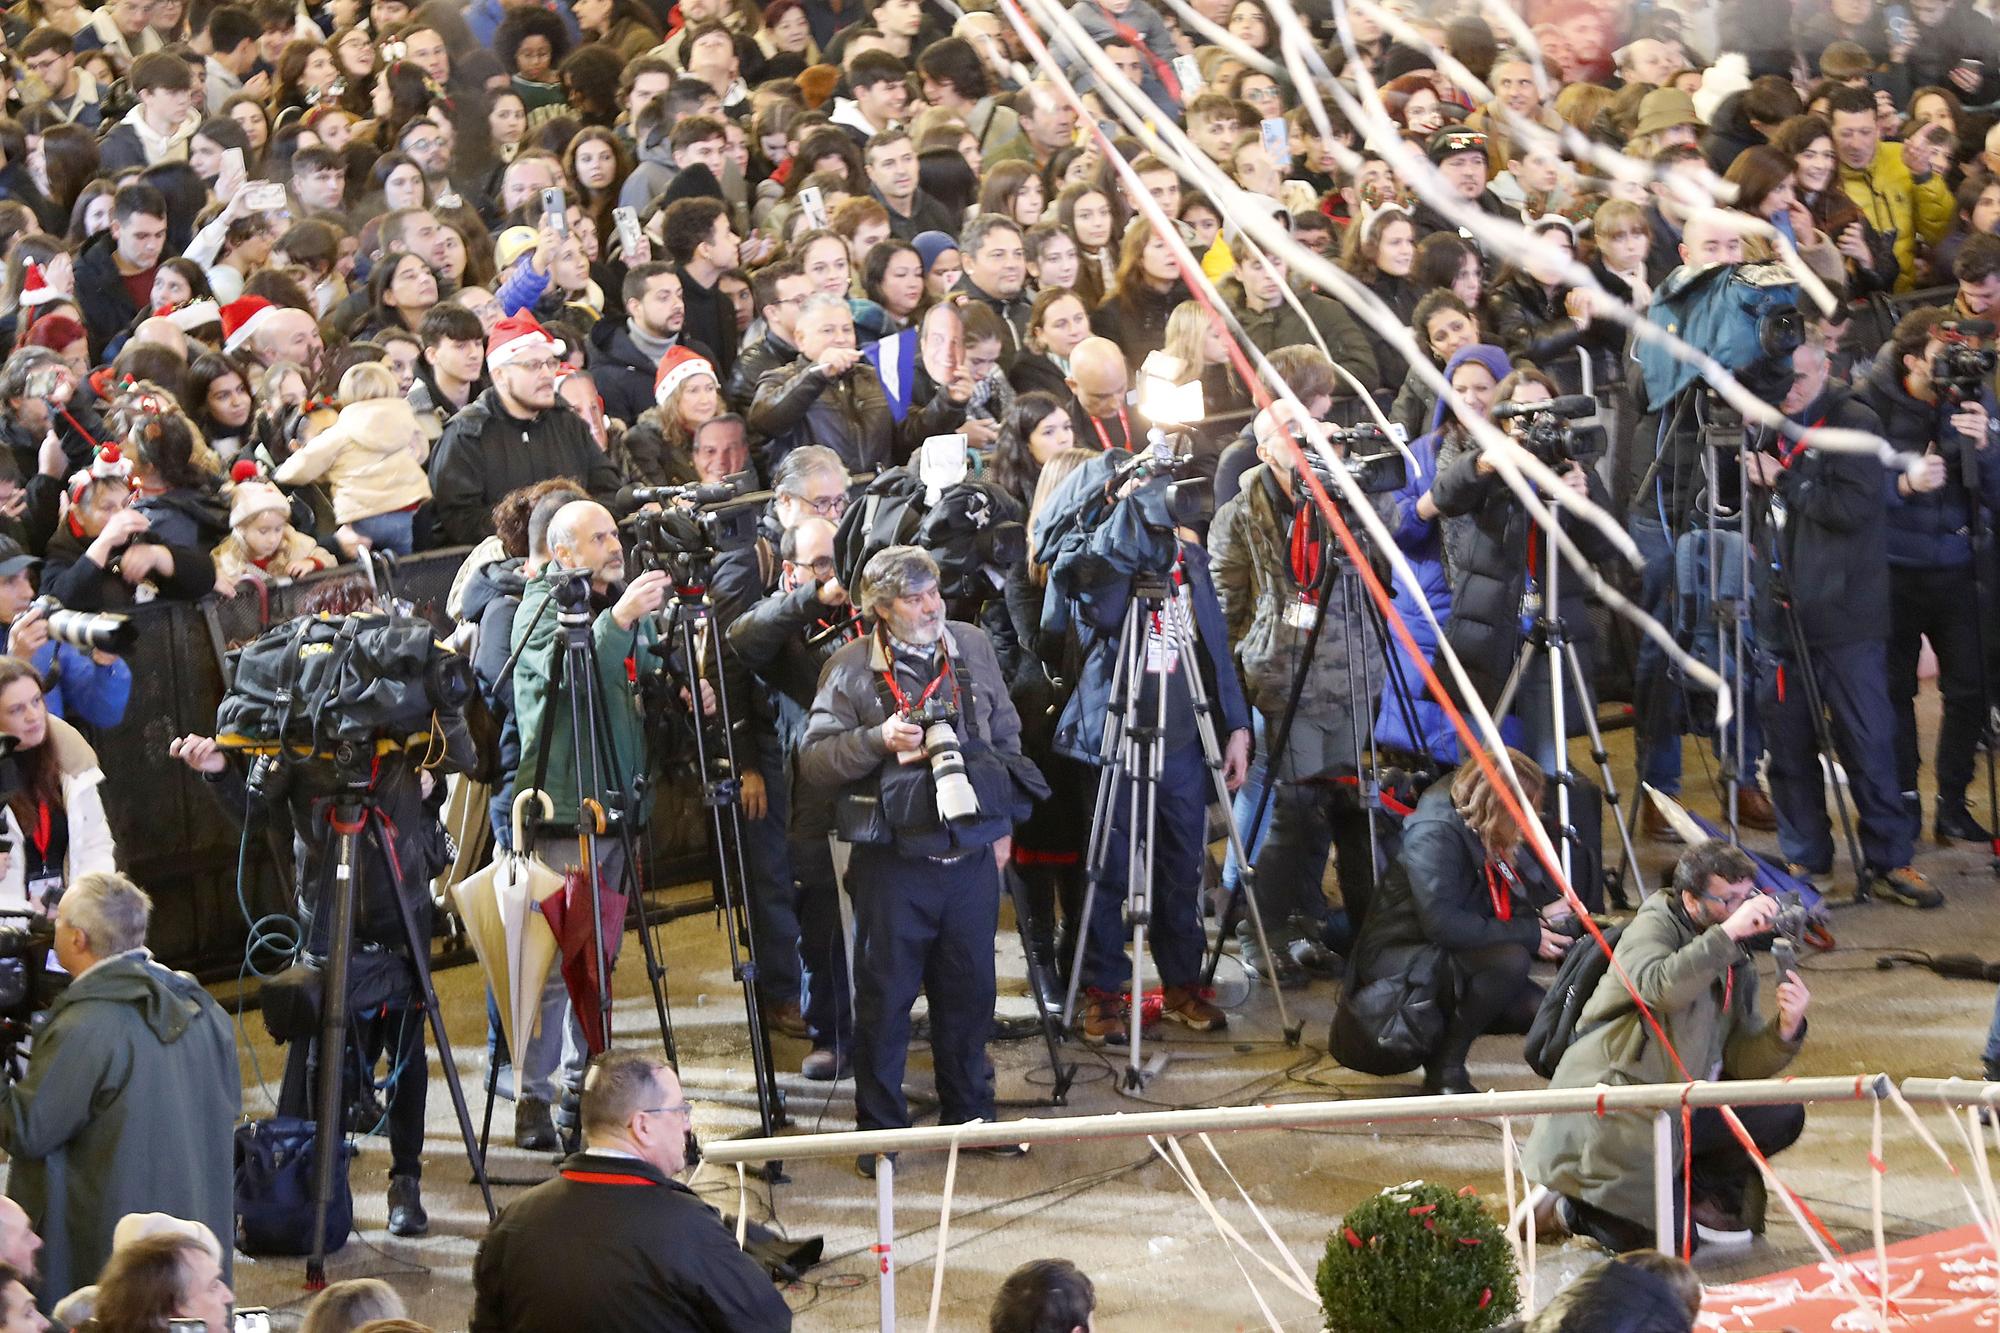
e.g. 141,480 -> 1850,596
1090,278 -> 1190,370
1482,272 -> 1620,395
1431,439 -> 1618,708
749,355 -> 894,476
1749,384 -> 1890,649
1358,271 -> 1419,393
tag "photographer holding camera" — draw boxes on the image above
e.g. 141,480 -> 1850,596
0,537 -> 128,729
1524,839 -> 1809,1253
1859,306 -> 2000,845
0,871 -> 237,1304
1209,402 -> 1393,984
1746,332 -> 1938,907
798,545 -> 1039,1169
1432,365 -> 1617,770
509,499 -> 672,1147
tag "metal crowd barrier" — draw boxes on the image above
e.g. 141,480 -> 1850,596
702,1074 -> 1892,1332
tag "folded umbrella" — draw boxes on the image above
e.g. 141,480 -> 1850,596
537,801 -> 627,1056
448,790 -> 563,1072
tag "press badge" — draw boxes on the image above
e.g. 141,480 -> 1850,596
1284,598 -> 1318,630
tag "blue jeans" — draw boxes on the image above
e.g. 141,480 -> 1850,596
350,508 -> 416,555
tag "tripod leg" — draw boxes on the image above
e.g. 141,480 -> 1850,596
1004,866 -> 1073,1105
307,818 -> 362,1287
1066,598 -> 1147,1031
1562,642 -> 1642,905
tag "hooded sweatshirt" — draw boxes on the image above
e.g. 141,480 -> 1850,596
272,397 -> 432,522
97,103 -> 197,175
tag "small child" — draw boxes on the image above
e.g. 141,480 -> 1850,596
213,471 -> 336,588
271,362 -> 432,554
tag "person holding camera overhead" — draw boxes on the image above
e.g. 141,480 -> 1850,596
1209,402 -> 1393,984
1431,364 -> 1618,772
1859,306 -> 2000,846
0,655 -> 115,914
798,545 -> 1042,1176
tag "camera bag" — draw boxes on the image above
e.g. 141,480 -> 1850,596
234,1115 -> 354,1256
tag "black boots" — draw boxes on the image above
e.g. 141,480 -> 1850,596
387,1173 -> 427,1236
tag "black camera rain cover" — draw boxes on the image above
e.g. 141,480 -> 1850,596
217,612 -> 467,750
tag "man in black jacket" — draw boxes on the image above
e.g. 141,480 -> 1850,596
1860,307 -> 2000,845
592,264 -> 706,429
1748,332 -> 1940,907
865,128 -> 958,241
729,262 -> 812,423
428,313 -> 624,545
471,1051 -> 791,1333
663,193 -> 742,385
74,183 -> 167,364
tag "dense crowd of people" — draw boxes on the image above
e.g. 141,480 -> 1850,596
0,0 -> 1985,1324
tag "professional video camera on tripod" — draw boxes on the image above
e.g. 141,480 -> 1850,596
203,556 -> 495,1280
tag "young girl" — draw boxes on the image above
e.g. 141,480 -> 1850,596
212,468 -> 336,587
271,362 -> 431,554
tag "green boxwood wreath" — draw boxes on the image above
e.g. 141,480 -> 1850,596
1317,1179 -> 1520,1333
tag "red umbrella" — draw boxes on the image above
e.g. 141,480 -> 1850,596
538,862 -> 626,1055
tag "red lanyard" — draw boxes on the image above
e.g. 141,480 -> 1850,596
29,802 -> 49,861
1483,860 -> 1514,922
1777,415 -> 1826,470
880,651 -> 953,715
1089,407 -> 1130,454
1288,504 -> 1322,606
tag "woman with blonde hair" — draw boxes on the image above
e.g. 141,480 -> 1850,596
1332,748 -> 1576,1096
1160,299 -> 1247,416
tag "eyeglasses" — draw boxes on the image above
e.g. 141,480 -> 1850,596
795,493 -> 848,517
637,1103 -> 694,1119
507,357 -> 561,375
402,135 -> 441,153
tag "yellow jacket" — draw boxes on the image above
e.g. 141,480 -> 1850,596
1838,143 -> 1952,292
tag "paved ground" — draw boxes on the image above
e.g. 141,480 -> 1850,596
188,692 -> 2000,1329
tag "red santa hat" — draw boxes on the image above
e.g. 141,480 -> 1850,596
653,346 -> 717,407
220,296 -> 277,353
19,259 -> 59,308
158,299 -> 222,334
485,311 -> 566,370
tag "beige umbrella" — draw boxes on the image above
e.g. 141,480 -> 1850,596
448,789 -> 563,1073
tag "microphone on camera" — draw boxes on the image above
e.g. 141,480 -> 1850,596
1491,394 -> 1595,421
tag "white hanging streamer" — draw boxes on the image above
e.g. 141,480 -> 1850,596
1149,1136 -> 1294,1330
923,1121 -> 972,1333
1196,1132 -> 1318,1297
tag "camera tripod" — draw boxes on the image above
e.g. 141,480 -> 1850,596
305,764 -> 496,1286
646,548 -> 788,1167
1059,568 -> 1292,1090
486,571 -> 684,1155
1491,500 -> 1642,910
1199,502 -> 1429,989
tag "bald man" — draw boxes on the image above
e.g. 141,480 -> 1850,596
130,316 -> 188,359
1066,336 -> 1151,452
1678,207 -> 1747,269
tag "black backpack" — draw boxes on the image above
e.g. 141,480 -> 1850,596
1523,924 -> 1625,1079
234,1116 -> 354,1256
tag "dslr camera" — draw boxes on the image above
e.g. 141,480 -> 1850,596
14,596 -> 134,656
903,698 -> 980,824
1931,320 -> 1997,407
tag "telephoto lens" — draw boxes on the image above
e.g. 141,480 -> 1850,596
32,597 -> 135,655
923,722 -> 981,823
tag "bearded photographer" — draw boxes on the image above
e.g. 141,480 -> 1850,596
1209,404 -> 1391,985
1432,366 -> 1618,772
1858,307 -> 2000,845
509,498 -> 671,1149
1524,839 -> 1809,1253
797,545 -> 1042,1171
725,512 -> 857,1081
1745,333 -> 1938,908
169,577 -> 473,1237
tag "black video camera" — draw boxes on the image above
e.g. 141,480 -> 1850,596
0,910 -> 56,1020
15,596 -> 134,656
1295,424 -> 1410,495
1491,394 -> 1607,467
1111,433 -> 1212,532
1931,320 -> 1997,406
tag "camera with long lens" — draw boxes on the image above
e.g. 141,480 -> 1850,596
16,595 -> 134,655
904,699 -> 980,825
1294,424 -> 1410,496
1114,431 -> 1212,533
629,472 -> 768,588
1931,319 -> 1997,406
1491,394 -> 1608,467
0,906 -> 62,1069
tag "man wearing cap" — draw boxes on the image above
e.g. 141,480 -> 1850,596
591,263 -> 707,431
221,297 -> 324,383
428,313 -> 624,545
1410,127 -> 1512,259
0,535 -> 130,728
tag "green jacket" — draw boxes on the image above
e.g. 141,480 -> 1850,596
1522,891 -> 1801,1226
1226,282 -> 1381,396
0,951 -> 239,1304
512,569 -> 660,829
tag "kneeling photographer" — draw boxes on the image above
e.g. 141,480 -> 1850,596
1209,403 -> 1397,983
1432,366 -> 1617,771
169,577 -> 473,1238
1858,307 -> 2000,846
798,545 -> 1042,1167
0,654 -> 117,913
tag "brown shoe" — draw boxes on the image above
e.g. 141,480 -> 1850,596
1639,799 -> 1682,843
762,999 -> 810,1040
1160,985 -> 1227,1031
1734,786 -> 1778,831
1513,1187 -> 1569,1243
1077,990 -> 1128,1046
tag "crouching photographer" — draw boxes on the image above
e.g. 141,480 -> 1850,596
1432,366 -> 1617,771
1524,839 -> 1809,1254
1859,307 -> 2000,845
797,545 -> 1045,1169
169,577 -> 474,1239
